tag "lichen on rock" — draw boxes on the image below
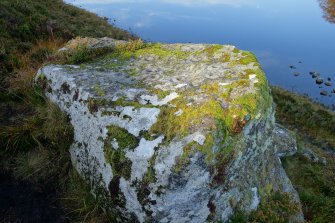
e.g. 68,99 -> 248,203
35,38 -> 303,222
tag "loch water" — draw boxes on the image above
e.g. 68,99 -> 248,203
67,0 -> 335,108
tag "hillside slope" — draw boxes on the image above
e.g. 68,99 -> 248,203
0,0 -> 135,82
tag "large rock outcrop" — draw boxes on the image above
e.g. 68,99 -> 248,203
35,38 -> 303,222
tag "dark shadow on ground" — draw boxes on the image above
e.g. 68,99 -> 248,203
0,171 -> 68,223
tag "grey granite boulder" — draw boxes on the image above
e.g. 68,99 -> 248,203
35,38 -> 303,222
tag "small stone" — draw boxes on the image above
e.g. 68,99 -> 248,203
311,73 -> 318,78
289,65 -> 296,69
325,81 -> 332,86
332,89 -> 335,93
293,72 -> 300,77
328,77 -> 331,81
320,90 -> 328,96
298,61 -> 302,63
316,78 -> 323,85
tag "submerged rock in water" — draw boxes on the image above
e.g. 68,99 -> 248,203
293,72 -> 300,77
321,90 -> 328,96
316,78 -> 324,85
325,81 -> 332,86
35,38 -> 303,222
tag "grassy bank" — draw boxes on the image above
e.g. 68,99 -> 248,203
0,0 -> 134,83
272,86 -> 335,223
0,0 -> 135,222
272,86 -> 335,151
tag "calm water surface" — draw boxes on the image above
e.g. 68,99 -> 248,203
67,0 -> 335,107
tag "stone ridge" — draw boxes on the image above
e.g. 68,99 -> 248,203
35,38 -> 302,222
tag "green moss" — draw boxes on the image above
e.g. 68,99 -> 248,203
202,45 -> 223,57
238,51 -> 258,65
104,125 -> 139,180
220,53 -> 231,62
134,43 -> 191,59
94,84 -> 106,96
149,88 -> 171,100
105,125 -> 138,151
149,66 -> 271,142
233,48 -> 240,54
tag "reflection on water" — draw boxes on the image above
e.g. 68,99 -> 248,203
66,0 -> 335,108
319,0 -> 335,23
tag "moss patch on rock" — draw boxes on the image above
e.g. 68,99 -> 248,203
104,125 -> 139,180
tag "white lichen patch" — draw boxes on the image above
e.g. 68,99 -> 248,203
250,187 -> 260,210
120,178 -> 146,222
249,74 -> 257,80
126,136 -> 164,182
139,92 -> 178,106
153,132 -> 206,187
174,83 -> 188,89
219,82 -> 231,86
111,139 -> 119,149
119,107 -> 160,137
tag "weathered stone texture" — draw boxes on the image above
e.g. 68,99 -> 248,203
35,38 -> 303,222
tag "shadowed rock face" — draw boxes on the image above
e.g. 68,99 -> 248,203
35,38 -> 303,222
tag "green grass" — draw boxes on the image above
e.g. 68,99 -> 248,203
272,86 -> 335,150
0,0 -> 134,221
273,86 -> 335,223
229,191 -> 300,223
0,0 -> 135,81
282,148 -> 335,223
